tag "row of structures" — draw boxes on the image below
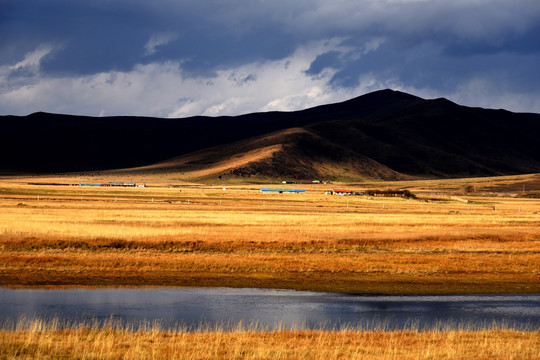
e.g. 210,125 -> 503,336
325,189 -> 362,196
79,182 -> 146,187
282,180 -> 332,184
326,188 -> 416,198
260,188 -> 306,193
261,187 -> 415,198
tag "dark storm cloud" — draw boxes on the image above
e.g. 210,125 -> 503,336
0,0 -> 298,76
1,1 -> 175,74
2,0 -> 538,77
300,1 -> 540,92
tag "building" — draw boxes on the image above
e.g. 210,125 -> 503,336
331,189 -> 354,196
260,188 -> 305,194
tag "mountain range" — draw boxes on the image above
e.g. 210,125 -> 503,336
2,89 -> 540,181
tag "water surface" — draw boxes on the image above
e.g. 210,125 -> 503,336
1,288 -> 538,331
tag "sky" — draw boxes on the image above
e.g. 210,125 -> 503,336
1,0 -> 539,117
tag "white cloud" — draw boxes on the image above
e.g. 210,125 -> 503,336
0,44 -> 54,82
0,39 -> 361,117
169,39 -> 351,117
0,43 -> 61,94
144,32 -> 179,55
10,45 -> 55,70
363,37 -> 386,55
1,39 -> 539,117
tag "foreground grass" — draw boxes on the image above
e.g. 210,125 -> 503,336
1,324 -> 538,359
1,175 -> 539,293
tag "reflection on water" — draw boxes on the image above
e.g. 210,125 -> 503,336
1,288 -> 539,331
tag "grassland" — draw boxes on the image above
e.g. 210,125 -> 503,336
1,319 -> 539,360
1,173 -> 539,293
1,173 -> 539,359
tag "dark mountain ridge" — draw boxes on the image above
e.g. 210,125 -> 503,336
2,89 -> 539,180
305,98 -> 540,178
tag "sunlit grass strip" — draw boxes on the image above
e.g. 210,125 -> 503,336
1,316 -> 537,333
1,318 -> 538,360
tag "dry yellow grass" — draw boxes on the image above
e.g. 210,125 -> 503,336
1,319 -> 538,360
0,174 -> 539,293
1,175 -> 539,359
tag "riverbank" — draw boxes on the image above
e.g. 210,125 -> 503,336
2,250 -> 538,294
1,321 -> 538,360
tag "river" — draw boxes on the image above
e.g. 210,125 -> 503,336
1,288 -> 538,331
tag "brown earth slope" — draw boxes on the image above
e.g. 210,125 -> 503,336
126,127 -> 406,181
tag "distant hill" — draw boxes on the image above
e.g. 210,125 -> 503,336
2,89 -> 540,181
128,127 -> 407,181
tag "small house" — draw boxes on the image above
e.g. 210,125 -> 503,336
333,189 -> 354,196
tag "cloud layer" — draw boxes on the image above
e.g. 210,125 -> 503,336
1,0 -> 539,116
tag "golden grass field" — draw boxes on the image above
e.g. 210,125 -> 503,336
1,173 -> 539,359
1,319 -> 539,360
1,173 -> 539,293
